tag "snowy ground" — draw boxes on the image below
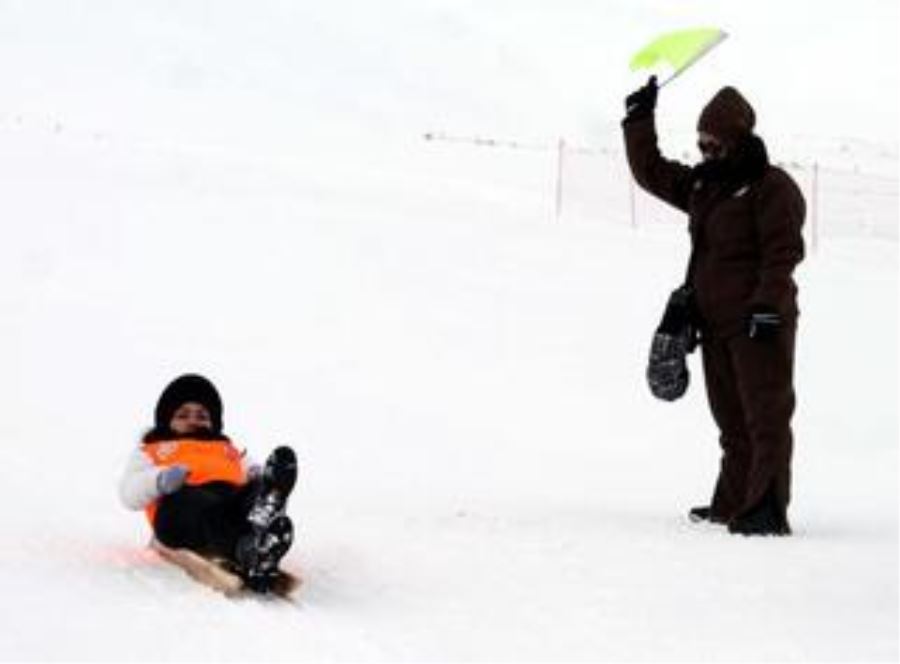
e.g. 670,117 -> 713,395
0,117 -> 896,662
0,2 -> 897,662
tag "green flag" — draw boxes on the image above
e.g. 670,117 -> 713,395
629,27 -> 727,84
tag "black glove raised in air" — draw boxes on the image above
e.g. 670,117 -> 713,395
624,75 -> 658,123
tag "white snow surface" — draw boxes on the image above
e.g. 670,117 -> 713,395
0,2 -> 897,662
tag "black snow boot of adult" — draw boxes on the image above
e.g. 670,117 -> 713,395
236,514 -> 295,593
247,446 -> 297,531
727,488 -> 791,536
688,505 -> 726,524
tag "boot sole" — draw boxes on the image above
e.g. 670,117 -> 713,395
266,446 -> 298,498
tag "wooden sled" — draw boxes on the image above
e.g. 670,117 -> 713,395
150,539 -> 301,599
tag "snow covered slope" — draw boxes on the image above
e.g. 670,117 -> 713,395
0,1 -> 896,661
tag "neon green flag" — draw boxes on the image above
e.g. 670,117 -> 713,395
629,27 -> 727,85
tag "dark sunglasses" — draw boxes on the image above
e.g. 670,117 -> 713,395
698,139 -> 725,157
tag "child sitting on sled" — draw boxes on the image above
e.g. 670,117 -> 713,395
119,373 -> 297,592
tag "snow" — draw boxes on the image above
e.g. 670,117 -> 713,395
0,2 -> 897,662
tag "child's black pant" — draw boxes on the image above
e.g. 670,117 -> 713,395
154,481 -> 258,561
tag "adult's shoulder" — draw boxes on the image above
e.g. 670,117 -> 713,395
755,164 -> 807,225
761,164 -> 802,194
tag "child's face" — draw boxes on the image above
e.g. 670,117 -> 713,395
169,402 -> 213,435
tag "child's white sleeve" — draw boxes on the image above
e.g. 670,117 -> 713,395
118,448 -> 162,510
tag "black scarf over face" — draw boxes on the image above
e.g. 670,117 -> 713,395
691,134 -> 770,195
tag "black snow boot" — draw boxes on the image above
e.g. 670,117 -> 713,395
236,514 -> 294,593
247,446 -> 297,531
688,505 -> 727,524
727,488 -> 791,536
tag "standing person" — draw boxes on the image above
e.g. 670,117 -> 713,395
119,373 -> 299,589
622,76 -> 805,535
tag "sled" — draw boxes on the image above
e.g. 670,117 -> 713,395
150,539 -> 301,599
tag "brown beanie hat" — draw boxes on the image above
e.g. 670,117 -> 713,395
697,87 -> 755,147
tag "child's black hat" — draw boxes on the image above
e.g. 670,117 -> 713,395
154,374 -> 223,434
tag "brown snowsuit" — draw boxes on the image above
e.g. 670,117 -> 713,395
623,87 -> 805,528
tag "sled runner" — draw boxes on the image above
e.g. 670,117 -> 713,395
150,538 -> 301,598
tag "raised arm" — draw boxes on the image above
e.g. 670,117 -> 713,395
621,77 -> 694,213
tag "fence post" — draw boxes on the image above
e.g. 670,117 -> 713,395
811,162 -> 819,253
554,137 -> 566,222
629,174 -> 637,229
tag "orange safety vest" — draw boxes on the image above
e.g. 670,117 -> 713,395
142,438 -> 248,524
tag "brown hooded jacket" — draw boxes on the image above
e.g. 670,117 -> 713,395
623,87 -> 806,338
